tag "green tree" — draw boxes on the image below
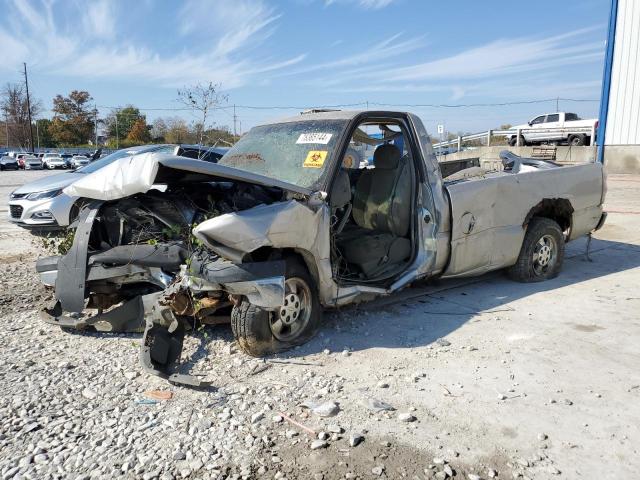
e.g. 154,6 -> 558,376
35,118 -> 56,148
105,105 -> 146,143
50,90 -> 95,145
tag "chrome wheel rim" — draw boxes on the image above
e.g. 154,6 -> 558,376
270,277 -> 312,341
532,234 -> 557,276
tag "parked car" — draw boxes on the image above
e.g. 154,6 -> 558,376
60,153 -> 73,168
16,154 -> 28,169
22,155 -> 43,170
8,144 -> 177,230
508,112 -> 598,146
0,156 -> 19,170
42,153 -> 67,169
70,155 -> 90,169
33,110 -> 606,387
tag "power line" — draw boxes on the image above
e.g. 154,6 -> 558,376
87,98 -> 597,112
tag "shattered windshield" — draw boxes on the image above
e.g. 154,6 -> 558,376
218,120 -> 347,189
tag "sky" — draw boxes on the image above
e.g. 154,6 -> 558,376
0,0 -> 611,136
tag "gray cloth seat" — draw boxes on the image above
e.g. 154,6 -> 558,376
337,144 -> 412,277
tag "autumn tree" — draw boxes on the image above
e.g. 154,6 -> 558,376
1,83 -> 41,148
50,90 -> 95,145
163,117 -> 192,144
177,82 -> 227,152
151,117 -> 168,142
126,118 -> 151,143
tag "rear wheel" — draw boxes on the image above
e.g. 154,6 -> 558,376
568,134 -> 585,146
508,217 -> 564,282
231,258 -> 321,356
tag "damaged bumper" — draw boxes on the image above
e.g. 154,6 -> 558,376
139,256 -> 286,388
188,255 -> 286,309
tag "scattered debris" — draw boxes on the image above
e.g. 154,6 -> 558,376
301,400 -> 340,417
349,433 -> 364,447
277,411 -> 317,437
398,413 -> 416,422
371,466 -> 385,476
249,363 -> 272,376
436,338 -> 452,347
144,390 -> 173,401
310,440 -> 328,450
81,388 -> 97,400
361,397 -> 395,412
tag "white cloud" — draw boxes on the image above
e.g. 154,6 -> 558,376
82,0 -> 115,40
277,32 -> 424,76
325,0 -> 397,9
178,0 -> 281,57
301,26 -> 604,101
0,0 -> 304,89
384,27 -> 603,82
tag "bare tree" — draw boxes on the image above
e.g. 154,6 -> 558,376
1,83 -> 41,148
177,82 -> 228,155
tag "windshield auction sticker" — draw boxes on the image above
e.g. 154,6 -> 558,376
296,133 -> 333,144
303,150 -> 328,168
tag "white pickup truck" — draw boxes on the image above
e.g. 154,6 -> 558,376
508,112 -> 598,147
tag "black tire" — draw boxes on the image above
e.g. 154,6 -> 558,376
568,134 -> 585,146
231,258 -> 321,356
508,217 -> 565,283
509,135 -> 527,147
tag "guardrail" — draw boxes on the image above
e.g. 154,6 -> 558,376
433,125 -> 597,149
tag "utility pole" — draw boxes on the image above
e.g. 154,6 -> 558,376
23,63 -> 34,151
556,97 -> 559,112
233,104 -> 237,137
4,113 -> 8,148
115,110 -> 119,149
94,105 -> 98,146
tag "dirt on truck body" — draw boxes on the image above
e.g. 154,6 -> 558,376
36,110 -> 607,387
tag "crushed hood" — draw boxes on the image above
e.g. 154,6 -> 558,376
63,153 -> 313,201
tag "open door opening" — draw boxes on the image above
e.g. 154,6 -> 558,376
328,119 -> 418,286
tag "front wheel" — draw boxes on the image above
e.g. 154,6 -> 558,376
231,258 -> 321,356
508,217 -> 565,282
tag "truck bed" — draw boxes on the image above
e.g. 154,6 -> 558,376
442,161 -> 604,277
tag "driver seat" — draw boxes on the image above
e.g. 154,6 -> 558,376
337,144 -> 412,278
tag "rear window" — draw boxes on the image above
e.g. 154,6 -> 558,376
565,113 -> 581,121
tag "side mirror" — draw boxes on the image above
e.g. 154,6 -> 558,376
528,121 -> 533,126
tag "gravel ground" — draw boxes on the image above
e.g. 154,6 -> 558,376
0,172 -> 639,480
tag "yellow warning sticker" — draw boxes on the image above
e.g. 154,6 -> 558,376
303,150 -> 328,168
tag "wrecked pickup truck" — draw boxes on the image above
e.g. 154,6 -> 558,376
36,110 -> 606,387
